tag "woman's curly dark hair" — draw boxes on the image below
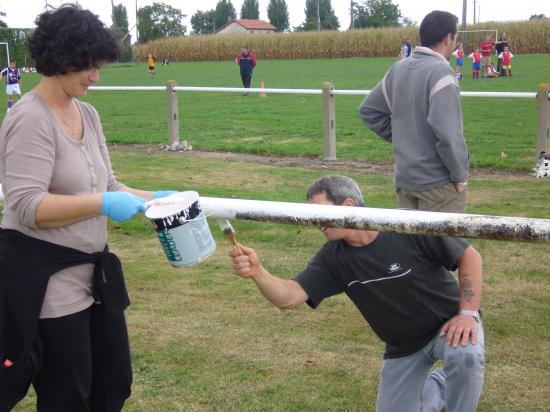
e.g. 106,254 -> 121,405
28,4 -> 121,76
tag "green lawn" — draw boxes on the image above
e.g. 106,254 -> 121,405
3,54 -> 549,169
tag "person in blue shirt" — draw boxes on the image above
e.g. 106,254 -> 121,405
236,46 -> 256,95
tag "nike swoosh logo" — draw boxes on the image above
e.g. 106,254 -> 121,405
347,269 -> 412,287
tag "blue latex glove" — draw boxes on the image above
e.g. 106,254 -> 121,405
152,190 -> 178,200
101,192 -> 146,222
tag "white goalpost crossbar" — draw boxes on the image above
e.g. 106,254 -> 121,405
458,29 -> 498,39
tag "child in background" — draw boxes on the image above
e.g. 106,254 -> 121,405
487,62 -> 500,78
498,46 -> 514,77
146,53 -> 156,77
468,48 -> 481,79
0,59 -> 22,111
453,43 -> 464,80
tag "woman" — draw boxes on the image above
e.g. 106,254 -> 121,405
0,5 -> 173,411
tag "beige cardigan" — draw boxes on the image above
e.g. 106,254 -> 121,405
0,92 -> 125,318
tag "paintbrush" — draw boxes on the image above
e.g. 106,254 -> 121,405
216,218 -> 240,252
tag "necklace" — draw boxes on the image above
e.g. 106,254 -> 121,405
60,99 -> 80,139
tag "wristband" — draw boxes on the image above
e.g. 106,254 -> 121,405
460,309 -> 479,322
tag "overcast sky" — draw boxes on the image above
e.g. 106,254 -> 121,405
2,0 -> 549,38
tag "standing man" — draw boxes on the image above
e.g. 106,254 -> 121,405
0,60 -> 22,112
479,35 -> 495,78
400,36 -> 412,59
229,175 -> 485,412
359,11 -> 469,213
236,46 -> 256,96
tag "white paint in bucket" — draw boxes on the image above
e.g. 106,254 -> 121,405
145,191 -> 216,267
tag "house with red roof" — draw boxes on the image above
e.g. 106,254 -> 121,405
216,19 -> 276,35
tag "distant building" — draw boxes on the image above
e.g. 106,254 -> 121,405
215,19 -> 276,35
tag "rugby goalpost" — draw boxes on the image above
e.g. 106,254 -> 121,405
0,42 -> 9,67
457,29 -> 499,52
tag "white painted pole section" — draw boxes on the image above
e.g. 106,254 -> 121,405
459,91 -> 537,98
331,89 -> 371,96
90,86 -> 166,91
88,86 -> 538,99
174,86 -> 323,95
200,197 -> 550,243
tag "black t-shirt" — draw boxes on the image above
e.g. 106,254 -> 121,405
293,232 -> 467,359
496,41 -> 508,54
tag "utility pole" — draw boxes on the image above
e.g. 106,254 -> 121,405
473,0 -> 477,23
316,0 -> 321,31
461,0 -> 467,48
135,0 -> 139,43
350,1 -> 356,30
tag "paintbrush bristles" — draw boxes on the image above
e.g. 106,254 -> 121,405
216,219 -> 239,251
216,219 -> 234,234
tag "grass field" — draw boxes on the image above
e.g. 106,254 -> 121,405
2,54 -> 549,170
6,152 -> 549,411
2,55 -> 549,411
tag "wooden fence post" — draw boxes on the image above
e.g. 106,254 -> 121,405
536,83 -> 550,162
322,82 -> 336,161
167,80 -> 180,147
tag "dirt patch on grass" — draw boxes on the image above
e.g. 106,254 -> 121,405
109,144 -> 530,180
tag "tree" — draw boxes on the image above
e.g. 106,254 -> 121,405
400,16 -> 416,27
240,0 -> 259,20
137,2 -> 186,44
353,0 -> 402,28
214,0 -> 236,31
111,4 -> 132,61
0,27 -> 32,66
191,10 -> 216,35
529,14 -> 547,20
267,0 -> 290,32
296,0 -> 339,31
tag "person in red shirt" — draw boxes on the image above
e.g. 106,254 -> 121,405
452,43 -> 464,80
468,48 -> 481,79
479,36 -> 495,78
498,46 -> 514,77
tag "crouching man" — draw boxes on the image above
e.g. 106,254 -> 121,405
229,175 -> 484,412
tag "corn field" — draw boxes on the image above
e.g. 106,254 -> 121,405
132,20 -> 550,62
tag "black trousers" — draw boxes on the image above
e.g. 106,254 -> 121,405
33,304 -> 132,412
241,74 -> 252,89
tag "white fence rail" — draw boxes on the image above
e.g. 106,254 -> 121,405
88,82 -> 550,162
90,85 -> 539,98
201,196 -> 550,243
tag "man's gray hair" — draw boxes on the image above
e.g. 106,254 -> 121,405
306,175 -> 365,207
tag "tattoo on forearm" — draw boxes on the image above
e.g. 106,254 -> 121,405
462,274 -> 475,302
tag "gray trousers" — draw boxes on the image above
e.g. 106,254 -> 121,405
396,182 -> 468,213
376,321 -> 485,412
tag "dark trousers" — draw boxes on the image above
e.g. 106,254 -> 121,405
241,74 -> 252,89
33,305 -> 132,412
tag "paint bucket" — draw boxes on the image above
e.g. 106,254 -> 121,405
145,191 -> 216,267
